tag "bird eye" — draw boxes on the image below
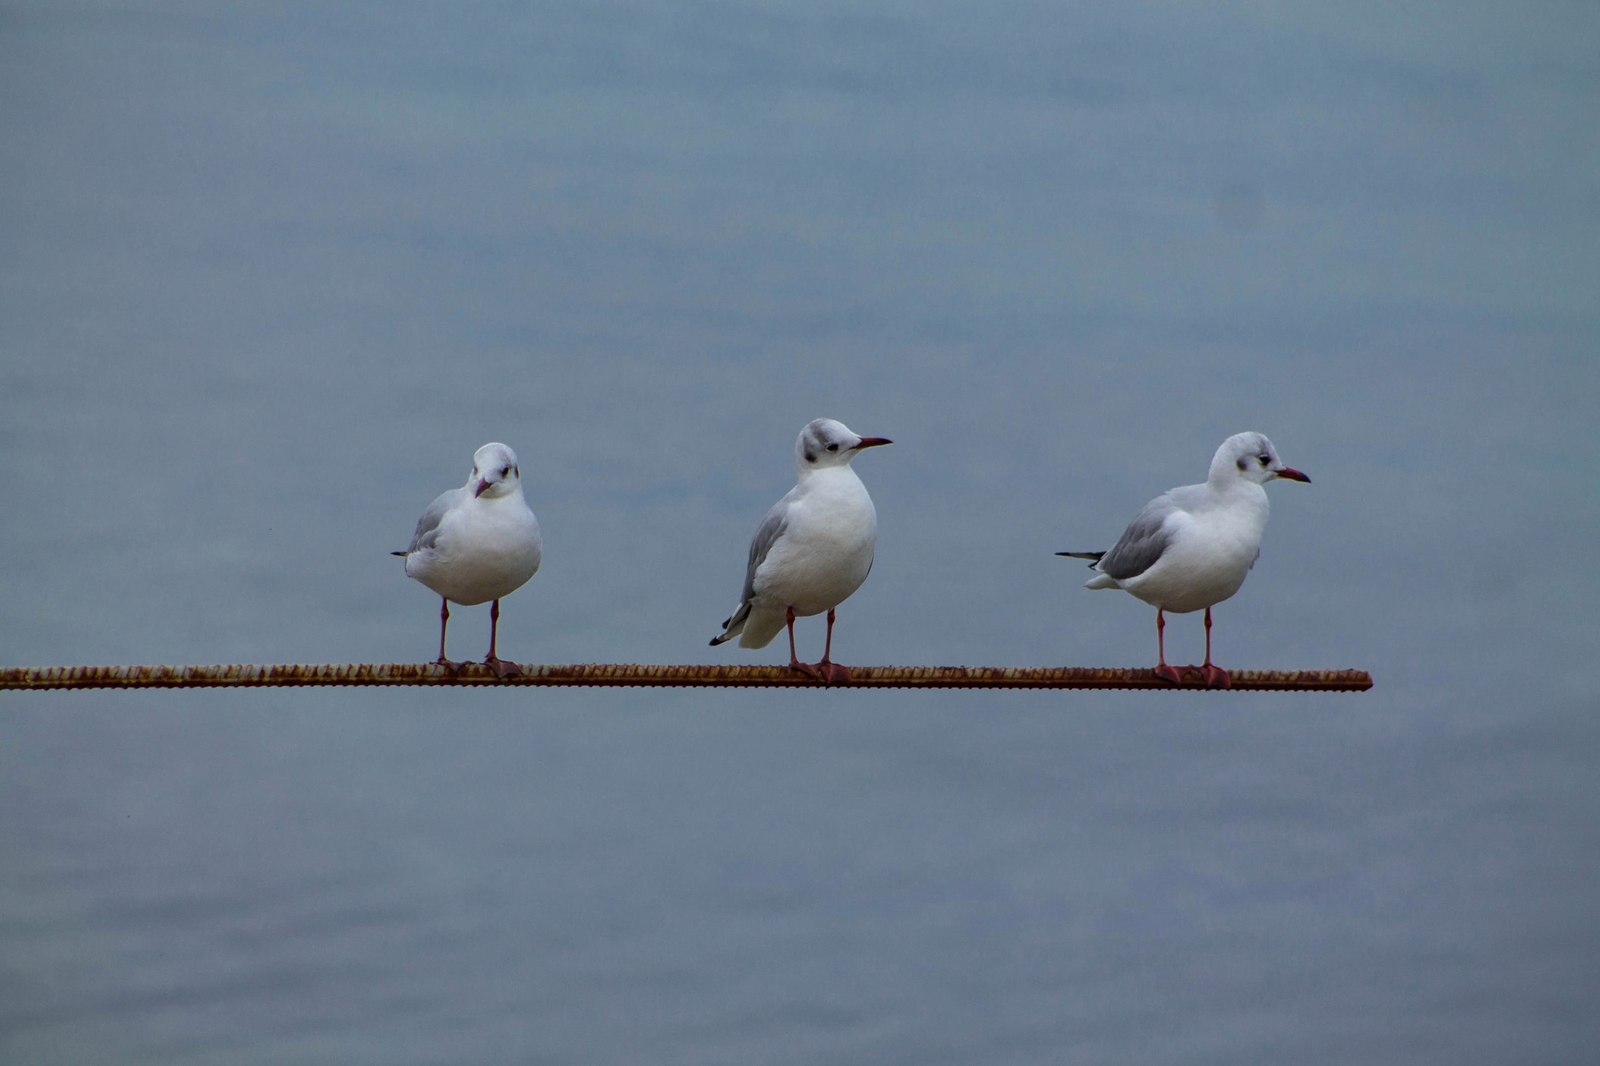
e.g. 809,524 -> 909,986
1257,454 -> 1270,466
826,443 -> 839,452
501,465 -> 511,478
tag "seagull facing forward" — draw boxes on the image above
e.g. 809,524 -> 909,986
393,442 -> 542,677
1058,432 -> 1309,688
710,418 -> 892,683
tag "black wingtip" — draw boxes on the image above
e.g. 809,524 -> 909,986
390,550 -> 407,557
1055,550 -> 1105,562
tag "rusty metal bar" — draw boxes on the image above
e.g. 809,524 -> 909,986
0,663 -> 1372,692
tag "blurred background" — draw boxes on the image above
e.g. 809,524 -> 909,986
2,2 -> 1596,1062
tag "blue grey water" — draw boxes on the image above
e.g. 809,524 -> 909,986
2,2 -> 1597,1062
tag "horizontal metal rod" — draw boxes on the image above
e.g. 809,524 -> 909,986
0,663 -> 1372,692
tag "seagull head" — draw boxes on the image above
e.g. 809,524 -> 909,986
469,442 -> 522,499
795,418 -> 892,472
1212,432 -> 1310,487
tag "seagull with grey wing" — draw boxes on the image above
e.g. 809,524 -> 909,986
393,442 -> 542,678
1058,431 -> 1309,688
710,418 -> 892,684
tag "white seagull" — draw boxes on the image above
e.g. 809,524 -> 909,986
1058,431 -> 1309,688
710,418 -> 892,683
393,442 -> 543,677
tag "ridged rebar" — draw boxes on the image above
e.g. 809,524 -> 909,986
0,663 -> 1372,692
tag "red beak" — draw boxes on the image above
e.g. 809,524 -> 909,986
1276,467 -> 1310,483
853,436 -> 893,450
473,478 -> 491,497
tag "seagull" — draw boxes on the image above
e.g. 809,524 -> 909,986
393,442 -> 542,678
710,418 -> 892,684
1058,431 -> 1309,688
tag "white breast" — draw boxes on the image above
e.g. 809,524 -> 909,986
1120,486 -> 1268,614
406,495 -> 542,606
752,468 -> 877,617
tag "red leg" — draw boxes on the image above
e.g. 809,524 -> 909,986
815,608 -> 852,684
484,598 -> 521,679
434,598 -> 463,673
787,606 -> 822,680
1152,608 -> 1182,684
1200,607 -> 1230,689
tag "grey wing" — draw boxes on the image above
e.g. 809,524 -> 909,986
739,500 -> 791,603
403,488 -> 464,554
1096,495 -> 1178,581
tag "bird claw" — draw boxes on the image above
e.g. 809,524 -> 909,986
432,658 -> 467,676
1201,664 -> 1231,689
816,661 -> 853,685
1153,663 -> 1184,685
787,660 -> 852,685
789,660 -> 825,682
484,657 -> 523,680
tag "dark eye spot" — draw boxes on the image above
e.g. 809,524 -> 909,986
804,451 -> 817,463
1236,458 -> 1248,471
513,464 -> 519,478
